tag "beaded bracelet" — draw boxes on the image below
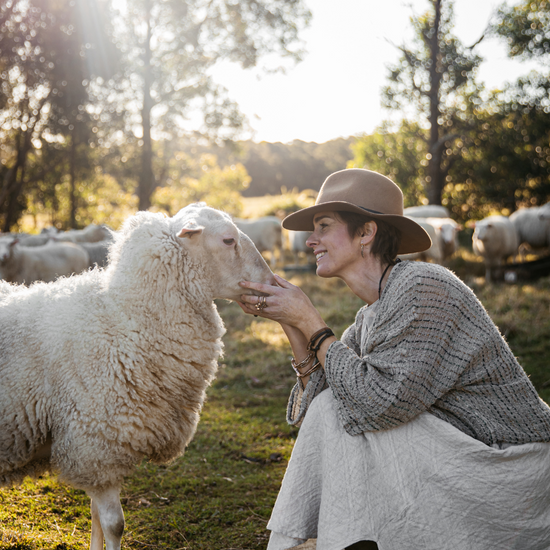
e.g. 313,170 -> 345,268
295,359 -> 321,379
291,352 -> 316,372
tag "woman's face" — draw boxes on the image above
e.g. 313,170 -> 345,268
306,211 -> 362,279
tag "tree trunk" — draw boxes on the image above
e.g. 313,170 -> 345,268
70,134 -> 78,228
137,3 -> 156,211
426,0 -> 445,205
1,130 -> 32,231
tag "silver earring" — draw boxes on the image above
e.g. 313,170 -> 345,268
360,243 -> 365,258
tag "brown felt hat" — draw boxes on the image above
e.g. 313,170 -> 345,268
282,168 -> 432,255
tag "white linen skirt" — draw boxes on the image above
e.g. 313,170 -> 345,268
267,389 -> 550,550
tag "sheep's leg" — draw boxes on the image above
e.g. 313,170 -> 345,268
90,498 -> 104,550
88,486 -> 124,550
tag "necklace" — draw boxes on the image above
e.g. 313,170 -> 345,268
378,262 -> 393,298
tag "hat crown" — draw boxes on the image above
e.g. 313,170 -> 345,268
317,169 -> 404,216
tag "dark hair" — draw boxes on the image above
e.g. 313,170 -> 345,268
337,211 -> 401,266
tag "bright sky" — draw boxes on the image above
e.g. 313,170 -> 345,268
211,0 -> 542,144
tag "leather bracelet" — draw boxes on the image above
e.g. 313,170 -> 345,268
312,331 -> 334,352
307,327 -> 334,352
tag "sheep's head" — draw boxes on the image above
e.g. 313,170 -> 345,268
0,238 -> 18,264
174,205 -> 275,302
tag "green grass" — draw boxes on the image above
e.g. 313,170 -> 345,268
1,253 -> 549,549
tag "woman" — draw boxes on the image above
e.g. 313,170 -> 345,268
238,169 -> 550,550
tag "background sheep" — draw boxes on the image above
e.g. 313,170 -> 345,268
403,204 -> 450,218
233,215 -> 282,268
79,240 -> 113,268
0,238 -> 90,284
55,223 -> 112,244
287,230 -> 313,265
472,215 -> 519,281
0,203 -> 274,550
425,216 -> 461,260
509,203 -> 550,252
399,216 -> 442,263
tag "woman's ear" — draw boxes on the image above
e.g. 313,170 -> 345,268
360,221 -> 378,246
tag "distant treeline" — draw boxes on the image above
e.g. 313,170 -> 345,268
208,137 -> 356,197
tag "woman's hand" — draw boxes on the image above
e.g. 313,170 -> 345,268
238,273 -> 326,337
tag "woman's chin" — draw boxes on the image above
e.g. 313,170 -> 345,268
315,264 -> 332,278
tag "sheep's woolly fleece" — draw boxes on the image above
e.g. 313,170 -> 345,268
0,205 -> 271,491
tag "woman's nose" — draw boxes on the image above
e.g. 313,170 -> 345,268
306,233 -> 318,248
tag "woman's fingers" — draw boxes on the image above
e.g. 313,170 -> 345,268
239,280 -> 277,294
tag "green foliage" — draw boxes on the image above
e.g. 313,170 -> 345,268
0,0 -> 117,230
0,262 -> 549,548
382,0 -> 483,205
151,154 -> 250,217
349,121 -> 428,207
235,138 -> 356,196
244,188 -> 317,218
491,0 -> 550,60
446,72 -> 550,218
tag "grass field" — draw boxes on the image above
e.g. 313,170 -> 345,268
1,252 -> 550,550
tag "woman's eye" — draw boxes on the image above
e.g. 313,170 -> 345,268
223,238 -> 235,246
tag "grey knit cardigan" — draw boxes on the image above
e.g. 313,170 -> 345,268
287,260 -> 550,446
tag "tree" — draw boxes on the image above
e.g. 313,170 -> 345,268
491,0 -> 550,60
0,0 -> 117,231
382,0 -> 482,205
349,121 -> 428,207
108,0 -> 311,210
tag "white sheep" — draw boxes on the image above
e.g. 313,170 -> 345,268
79,240 -> 112,268
287,230 -> 314,265
0,239 -> 90,284
509,203 -> 550,252
55,223 -> 112,244
403,205 -> 450,218
0,203 -> 274,550
399,217 -> 442,263
233,216 -> 282,268
425,217 -> 462,260
472,215 -> 519,281
539,202 -> 550,220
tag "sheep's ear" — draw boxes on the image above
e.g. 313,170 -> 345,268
10,238 -> 19,247
177,224 -> 205,239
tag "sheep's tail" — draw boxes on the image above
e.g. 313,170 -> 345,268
0,458 -> 51,488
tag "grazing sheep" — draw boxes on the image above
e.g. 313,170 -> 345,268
288,230 -> 313,265
233,216 -> 282,268
403,205 -> 450,218
399,217 -> 442,263
56,223 -> 112,244
0,203 -> 273,550
509,203 -> 550,251
472,215 -> 519,281
425,217 -> 462,260
539,202 -> 550,220
79,240 -> 112,268
18,233 -> 54,247
0,239 -> 90,284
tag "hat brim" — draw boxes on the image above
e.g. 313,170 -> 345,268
282,201 -> 432,255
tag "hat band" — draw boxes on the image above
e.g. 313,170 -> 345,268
359,206 -> 383,215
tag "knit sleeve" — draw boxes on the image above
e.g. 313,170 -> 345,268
286,368 -> 328,426
286,322 -> 358,427
324,265 -> 478,435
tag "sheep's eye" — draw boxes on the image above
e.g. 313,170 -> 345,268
223,238 -> 235,246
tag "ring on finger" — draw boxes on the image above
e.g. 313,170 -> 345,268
255,295 -> 268,311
